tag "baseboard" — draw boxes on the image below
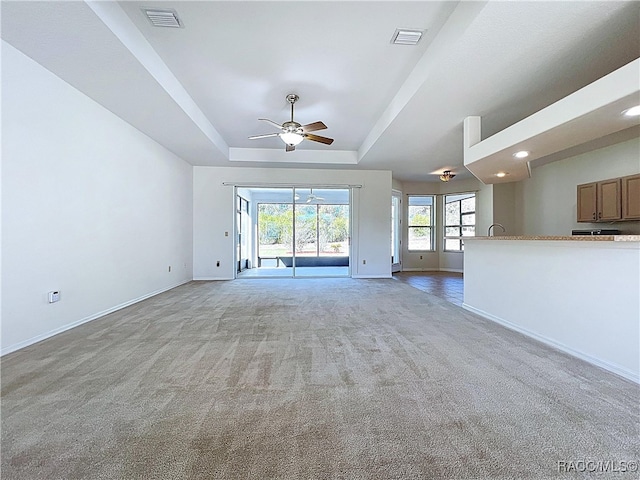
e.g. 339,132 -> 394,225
193,276 -> 232,281
401,268 -> 439,272
351,274 -> 393,279
1,280 -> 191,357
400,268 -> 462,273
462,303 -> 639,384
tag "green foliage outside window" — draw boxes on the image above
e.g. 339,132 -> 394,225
258,204 -> 293,245
408,196 -> 434,250
258,203 -> 349,256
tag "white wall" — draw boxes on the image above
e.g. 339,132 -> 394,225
492,183 -> 516,234
397,177 -> 493,272
515,137 -> 640,235
193,167 -> 392,279
1,42 -> 193,354
464,239 -> 640,382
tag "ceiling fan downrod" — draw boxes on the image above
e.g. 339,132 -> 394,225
286,94 -> 299,122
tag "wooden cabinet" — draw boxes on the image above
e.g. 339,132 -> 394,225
577,175 -> 638,223
577,183 -> 597,222
597,178 -> 621,221
621,174 -> 640,220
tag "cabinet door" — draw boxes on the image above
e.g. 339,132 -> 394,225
622,174 -> 640,220
577,183 -> 597,222
597,178 -> 621,221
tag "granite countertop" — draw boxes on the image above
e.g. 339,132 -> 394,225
466,235 -> 640,242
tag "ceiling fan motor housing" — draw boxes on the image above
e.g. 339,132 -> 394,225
282,121 -> 303,132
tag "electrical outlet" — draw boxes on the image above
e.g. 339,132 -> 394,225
420,255 -> 423,260
48,291 -> 60,303
216,261 -> 220,267
225,231 -> 229,237
362,259 -> 366,265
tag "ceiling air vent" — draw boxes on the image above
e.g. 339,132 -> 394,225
142,8 -> 183,28
391,28 -> 424,45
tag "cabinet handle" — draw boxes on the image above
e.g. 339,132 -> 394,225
598,212 -> 602,219
592,213 -> 596,219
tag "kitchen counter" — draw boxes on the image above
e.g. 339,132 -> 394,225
466,235 -> 640,242
463,236 -> 639,382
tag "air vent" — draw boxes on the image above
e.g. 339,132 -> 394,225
142,8 -> 183,28
391,28 -> 424,45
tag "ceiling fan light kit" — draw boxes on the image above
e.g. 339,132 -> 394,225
439,170 -> 456,182
248,94 -> 334,152
280,132 -> 303,146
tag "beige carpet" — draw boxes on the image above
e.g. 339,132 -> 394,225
2,278 -> 638,479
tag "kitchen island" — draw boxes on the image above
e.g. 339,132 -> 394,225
463,235 -> 640,382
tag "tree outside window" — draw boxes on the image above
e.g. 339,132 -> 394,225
407,196 -> 434,251
444,193 -> 475,251
258,203 -> 349,257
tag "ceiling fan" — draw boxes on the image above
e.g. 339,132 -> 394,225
248,94 -> 334,152
305,189 -> 325,203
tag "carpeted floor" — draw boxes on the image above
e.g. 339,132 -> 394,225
1,278 -> 638,479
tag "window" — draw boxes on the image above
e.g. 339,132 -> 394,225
407,195 -> 434,251
444,193 -> 475,251
391,194 -> 401,264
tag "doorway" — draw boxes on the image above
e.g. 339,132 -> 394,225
391,190 -> 402,273
236,195 -> 250,273
235,186 -> 351,278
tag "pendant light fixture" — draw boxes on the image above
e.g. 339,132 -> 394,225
439,170 -> 456,182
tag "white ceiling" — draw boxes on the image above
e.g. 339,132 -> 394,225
2,1 -> 639,182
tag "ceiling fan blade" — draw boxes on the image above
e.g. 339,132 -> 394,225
301,121 -> 327,133
248,133 -> 280,140
285,144 -> 295,152
259,118 -> 284,130
304,133 -> 334,145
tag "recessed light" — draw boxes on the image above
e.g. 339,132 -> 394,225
513,150 -> 529,159
623,105 -> 640,117
495,172 -> 508,178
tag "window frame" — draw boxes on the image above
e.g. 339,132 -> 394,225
406,195 -> 435,252
443,192 -> 476,252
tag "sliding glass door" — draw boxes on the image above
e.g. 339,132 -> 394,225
236,186 -> 350,278
293,188 -> 350,277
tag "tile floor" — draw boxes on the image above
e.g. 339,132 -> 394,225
393,271 -> 464,306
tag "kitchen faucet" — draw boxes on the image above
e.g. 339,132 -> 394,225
488,223 -> 506,236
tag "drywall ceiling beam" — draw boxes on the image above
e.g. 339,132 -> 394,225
229,148 -> 358,165
464,58 -> 640,184
85,0 -> 229,159
358,1 -> 488,162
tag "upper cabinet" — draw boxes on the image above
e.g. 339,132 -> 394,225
577,183 -> 597,222
577,174 -> 639,223
597,178 -> 621,221
621,174 -> 640,220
